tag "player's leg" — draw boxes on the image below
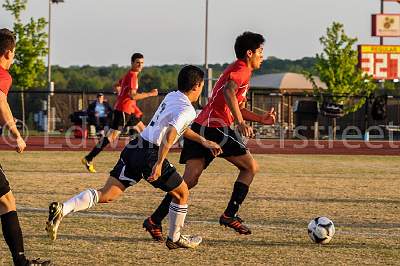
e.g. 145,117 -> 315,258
166,182 -> 202,249
1,166 -> 50,266
82,110 -> 124,172
219,152 -> 258,235
46,176 -> 126,241
143,150 -> 202,249
144,158 -> 206,241
0,191 -> 26,266
51,146 -> 142,240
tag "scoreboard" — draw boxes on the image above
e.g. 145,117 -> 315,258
358,45 -> 400,80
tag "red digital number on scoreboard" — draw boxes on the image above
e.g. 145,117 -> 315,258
358,45 -> 400,80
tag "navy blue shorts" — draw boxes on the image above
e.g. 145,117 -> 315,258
180,122 -> 247,168
110,137 -> 183,192
111,110 -> 142,130
0,164 -> 11,197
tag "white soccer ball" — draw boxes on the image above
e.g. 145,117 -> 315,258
307,217 -> 335,244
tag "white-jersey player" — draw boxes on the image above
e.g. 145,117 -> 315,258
45,65 -> 222,250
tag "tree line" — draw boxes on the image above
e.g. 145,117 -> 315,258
49,57 -> 318,93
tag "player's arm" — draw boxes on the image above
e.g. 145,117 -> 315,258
241,105 -> 277,125
0,91 -> 26,153
223,80 -> 253,137
183,128 -> 222,157
129,88 -> 158,101
147,125 -> 177,182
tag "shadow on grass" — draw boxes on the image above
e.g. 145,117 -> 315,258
204,239 -> 399,251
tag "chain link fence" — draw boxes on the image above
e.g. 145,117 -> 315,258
5,90 -> 400,140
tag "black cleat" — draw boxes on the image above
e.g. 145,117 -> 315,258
26,258 -> 51,266
219,214 -> 252,235
143,217 -> 165,242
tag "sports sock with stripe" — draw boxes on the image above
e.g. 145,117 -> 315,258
62,189 -> 99,216
168,202 -> 188,242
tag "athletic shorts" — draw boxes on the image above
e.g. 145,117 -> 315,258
180,122 -> 248,169
110,137 -> 183,192
0,164 -> 11,197
111,110 -> 142,130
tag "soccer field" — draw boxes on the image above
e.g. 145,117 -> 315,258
0,151 -> 399,265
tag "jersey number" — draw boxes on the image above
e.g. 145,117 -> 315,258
149,102 -> 166,126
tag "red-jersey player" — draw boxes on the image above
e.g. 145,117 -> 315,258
144,32 -> 276,241
82,53 -> 158,173
0,28 -> 50,266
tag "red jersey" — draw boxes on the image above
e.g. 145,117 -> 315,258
0,66 -> 12,96
114,70 -> 143,117
195,60 -> 252,127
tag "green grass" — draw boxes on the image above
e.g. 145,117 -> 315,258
0,151 -> 399,265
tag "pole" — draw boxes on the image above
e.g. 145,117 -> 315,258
201,0 -> 211,106
47,0 -> 52,132
204,0 -> 208,69
380,0 -> 384,45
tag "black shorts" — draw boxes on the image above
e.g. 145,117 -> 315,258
0,164 -> 11,197
180,122 -> 247,169
110,137 -> 183,192
111,110 -> 142,130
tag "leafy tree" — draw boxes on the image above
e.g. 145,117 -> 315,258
3,0 -> 48,130
305,22 -> 377,114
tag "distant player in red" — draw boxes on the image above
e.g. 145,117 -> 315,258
82,53 -> 158,173
0,28 -> 50,266
144,31 -> 276,241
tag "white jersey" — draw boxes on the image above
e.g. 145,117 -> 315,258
141,90 -> 196,146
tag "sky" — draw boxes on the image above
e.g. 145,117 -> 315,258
1,0 -> 400,67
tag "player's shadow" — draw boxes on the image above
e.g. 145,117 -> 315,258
204,239 -> 398,250
4,169 -> 96,174
27,233 -> 155,244
249,196 -> 400,205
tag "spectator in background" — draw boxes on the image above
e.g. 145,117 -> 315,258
87,93 -> 112,136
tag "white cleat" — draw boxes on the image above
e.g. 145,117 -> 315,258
165,234 -> 202,249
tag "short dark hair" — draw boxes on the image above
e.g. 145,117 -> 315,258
131,53 -> 144,62
178,65 -> 204,93
234,31 -> 265,59
0,28 -> 16,56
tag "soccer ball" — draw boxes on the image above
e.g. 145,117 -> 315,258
307,217 -> 335,244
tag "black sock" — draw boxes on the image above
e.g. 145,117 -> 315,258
150,194 -> 173,225
85,137 -> 110,161
224,182 -> 249,217
1,211 -> 27,266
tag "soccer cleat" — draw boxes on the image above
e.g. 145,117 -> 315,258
219,214 -> 252,235
26,258 -> 51,266
143,217 -> 165,242
45,202 -> 64,241
165,234 -> 202,250
81,157 -> 96,173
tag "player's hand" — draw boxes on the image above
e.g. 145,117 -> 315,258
148,162 -> 162,182
237,121 -> 254,137
260,107 -> 276,125
16,136 -> 26,153
149,89 -> 158,97
202,140 -> 222,157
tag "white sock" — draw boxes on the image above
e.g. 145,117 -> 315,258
62,189 -> 99,216
168,202 -> 188,242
